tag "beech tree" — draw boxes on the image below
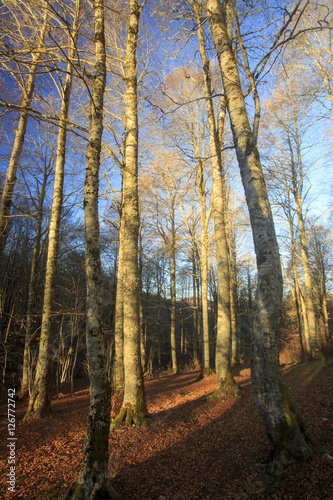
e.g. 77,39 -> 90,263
190,0 -> 239,395
65,0 -> 119,498
26,0 -> 81,418
205,0 -> 320,475
18,122 -> 56,398
0,1 -> 48,268
111,0 -> 150,430
262,63 -> 325,360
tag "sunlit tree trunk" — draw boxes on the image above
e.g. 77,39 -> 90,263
0,14 -> 47,268
112,201 -> 124,394
192,0 -> 238,394
26,0 -> 80,419
19,168 -> 48,399
170,224 -> 178,373
65,1 -> 119,498
111,0 -> 149,430
196,155 -> 212,377
206,0 -> 319,475
288,120 -> 324,360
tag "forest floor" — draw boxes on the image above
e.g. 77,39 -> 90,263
0,358 -> 333,500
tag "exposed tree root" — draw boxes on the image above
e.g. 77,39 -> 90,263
110,404 -> 153,432
64,477 -> 121,500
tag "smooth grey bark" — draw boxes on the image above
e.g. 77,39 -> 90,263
191,0 -> 238,393
111,0 -> 149,430
206,0 -> 319,475
65,1 -> 119,498
0,14 -> 47,268
26,0 -> 80,419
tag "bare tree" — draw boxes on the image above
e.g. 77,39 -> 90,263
111,0 -> 150,430
65,0 -> 119,498
205,0 -> 320,475
26,0 -> 81,418
0,1 -> 48,267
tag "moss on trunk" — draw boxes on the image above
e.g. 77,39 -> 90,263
208,366 -> 241,399
262,382 -> 321,477
110,403 -> 151,432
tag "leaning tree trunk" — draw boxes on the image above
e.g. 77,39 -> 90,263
192,0 -> 238,395
0,14 -> 47,268
65,1 -> 119,498
25,0 -> 80,419
110,0 -> 149,431
206,0 -> 319,476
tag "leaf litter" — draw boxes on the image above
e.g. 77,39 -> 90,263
0,360 -> 332,499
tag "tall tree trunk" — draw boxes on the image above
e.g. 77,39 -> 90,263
18,169 -> 48,399
287,209 -> 311,356
25,1 -> 80,419
192,0 -> 238,394
110,0 -> 149,430
206,0 -> 319,475
288,124 -> 323,360
294,194 -> 323,360
65,1 -> 119,498
196,156 -> 212,377
0,14 -> 47,268
112,205 -> 124,394
192,246 -> 199,366
170,234 -> 178,373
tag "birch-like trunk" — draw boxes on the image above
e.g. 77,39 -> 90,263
0,15 -> 47,268
192,0 -> 238,394
110,0 -> 149,430
25,0 -> 80,419
65,1 -> 119,498
206,0 -> 318,474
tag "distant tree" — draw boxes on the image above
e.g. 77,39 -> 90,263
262,64 -> 325,360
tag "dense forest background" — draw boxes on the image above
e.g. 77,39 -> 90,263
1,0 -> 333,496
1,0 -> 332,394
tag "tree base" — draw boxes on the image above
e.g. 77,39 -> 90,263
262,382 -> 322,478
201,367 -> 214,378
208,367 -> 241,399
24,402 -> 52,420
110,404 -> 152,432
64,477 -> 120,500
208,382 -> 241,400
